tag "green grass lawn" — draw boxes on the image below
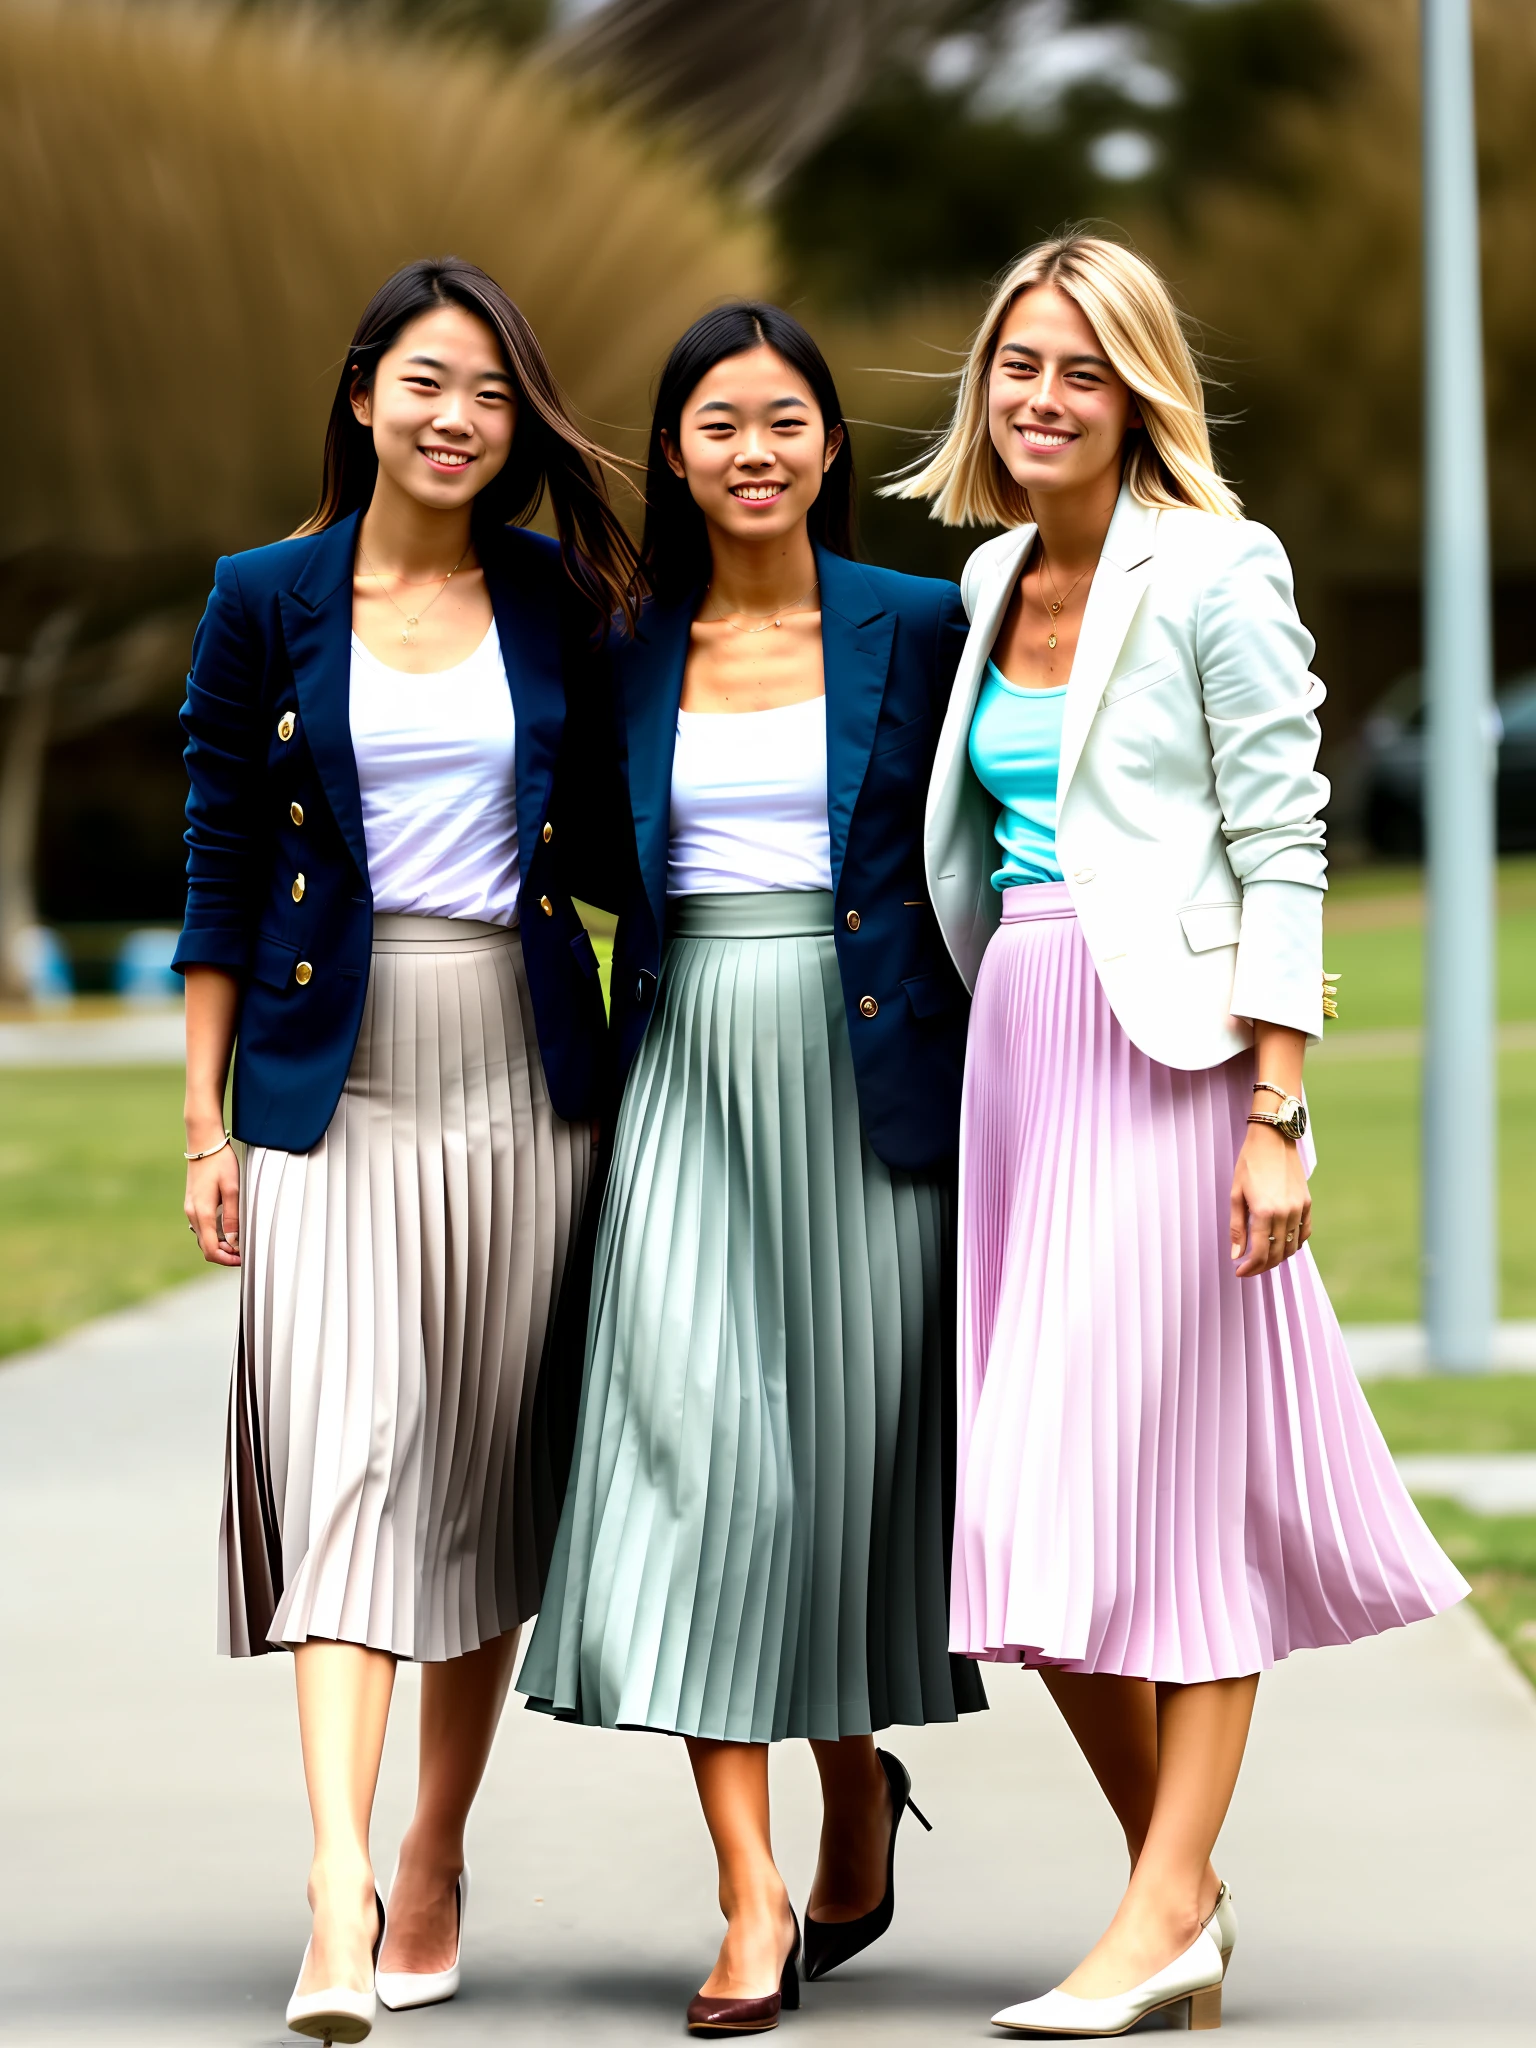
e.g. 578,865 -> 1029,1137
0,1066 -> 205,1359
2,864 -> 1530,1359
1363,1372 -> 1536,1693
1306,856 -> 1536,1322
1364,1373 -> 1536,1452
1413,1498 -> 1536,1690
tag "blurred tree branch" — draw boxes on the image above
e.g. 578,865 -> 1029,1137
771,0 -> 1350,306
547,0 -> 965,199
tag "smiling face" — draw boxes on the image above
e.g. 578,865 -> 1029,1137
661,344 -> 843,549
987,284 -> 1140,510
351,302 -> 516,512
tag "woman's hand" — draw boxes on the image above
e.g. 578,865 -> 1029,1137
1229,1122 -> 1310,1277
185,1140 -> 242,1265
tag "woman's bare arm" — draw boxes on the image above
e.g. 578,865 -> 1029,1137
184,964 -> 242,1265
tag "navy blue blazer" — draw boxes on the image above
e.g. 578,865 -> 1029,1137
605,548 -> 971,1175
173,512 -> 613,1153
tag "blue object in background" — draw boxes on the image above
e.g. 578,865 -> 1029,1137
15,927 -> 74,1005
115,929 -> 181,1004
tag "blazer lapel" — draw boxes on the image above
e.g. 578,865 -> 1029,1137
278,512 -> 369,884
924,524 -> 1032,852
818,549 -> 896,891
1056,486 -> 1160,803
619,595 -> 693,939
483,530 -> 564,894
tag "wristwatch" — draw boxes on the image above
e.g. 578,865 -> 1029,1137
1248,1082 -> 1307,1143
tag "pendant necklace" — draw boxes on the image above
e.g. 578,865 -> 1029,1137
1035,544 -> 1092,651
700,584 -> 819,634
359,542 -> 469,645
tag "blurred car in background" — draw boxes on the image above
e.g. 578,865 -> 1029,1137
1361,669 -> 1536,857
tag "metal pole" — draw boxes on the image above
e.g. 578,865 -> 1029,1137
1421,0 -> 1497,1371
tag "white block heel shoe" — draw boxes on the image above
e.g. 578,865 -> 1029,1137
1203,1881 -> 1237,1974
991,1926 -> 1224,2036
285,1892 -> 385,2044
375,1862 -> 469,2012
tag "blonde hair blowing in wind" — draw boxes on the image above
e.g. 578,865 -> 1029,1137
887,234 -> 1242,527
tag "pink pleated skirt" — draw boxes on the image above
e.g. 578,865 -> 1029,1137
951,882 -> 1467,1682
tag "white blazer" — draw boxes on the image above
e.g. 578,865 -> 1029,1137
924,484 -> 1329,1070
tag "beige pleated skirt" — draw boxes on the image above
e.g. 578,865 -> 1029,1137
219,915 -> 592,1662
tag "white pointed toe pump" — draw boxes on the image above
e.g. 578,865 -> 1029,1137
375,1863 -> 469,2013
991,1926 -> 1224,2037
286,1893 -> 385,2044
1203,1882 -> 1238,1974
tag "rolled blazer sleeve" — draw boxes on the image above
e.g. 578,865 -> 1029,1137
171,555 -> 265,977
1194,521 -> 1329,1039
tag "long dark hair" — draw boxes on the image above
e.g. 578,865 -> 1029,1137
298,257 -> 639,631
639,303 -> 856,604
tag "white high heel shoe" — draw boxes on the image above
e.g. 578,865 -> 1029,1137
285,1892 -> 384,2044
375,1861 -> 469,2012
1203,1881 -> 1238,1973
991,1926 -> 1224,2036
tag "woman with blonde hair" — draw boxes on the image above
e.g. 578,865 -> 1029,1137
896,234 -> 1465,2035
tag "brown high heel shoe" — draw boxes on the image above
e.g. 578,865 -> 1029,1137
686,1915 -> 801,2035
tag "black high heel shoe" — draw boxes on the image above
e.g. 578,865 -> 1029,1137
686,1913 -> 800,2035
802,1749 -> 930,1981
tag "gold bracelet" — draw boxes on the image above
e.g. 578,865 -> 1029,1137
184,1131 -> 232,1162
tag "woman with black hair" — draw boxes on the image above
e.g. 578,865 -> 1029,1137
519,304 -> 985,2034
176,257 -> 635,2042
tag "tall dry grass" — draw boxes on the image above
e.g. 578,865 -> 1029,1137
0,0 -> 771,558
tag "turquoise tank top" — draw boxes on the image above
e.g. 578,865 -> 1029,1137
968,661 -> 1066,890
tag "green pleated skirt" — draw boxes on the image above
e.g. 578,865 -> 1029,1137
518,891 -> 986,1743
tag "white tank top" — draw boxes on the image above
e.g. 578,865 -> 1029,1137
349,622 -> 520,926
667,695 -> 833,897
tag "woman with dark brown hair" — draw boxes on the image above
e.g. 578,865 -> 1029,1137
520,302 -> 985,2036
175,257 -> 635,2042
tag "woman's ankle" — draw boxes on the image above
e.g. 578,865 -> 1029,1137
812,1737 -> 886,1811
718,1871 -> 791,1925
307,1853 -> 376,1911
393,1825 -> 466,1885
1119,1880 -> 1204,1954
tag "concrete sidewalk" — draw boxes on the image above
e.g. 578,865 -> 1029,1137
1,1277 -> 1533,2045
0,1007 -> 184,1067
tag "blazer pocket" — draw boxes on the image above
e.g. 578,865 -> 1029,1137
1103,654 -> 1180,706
902,972 -> 961,1021
1178,900 -> 1242,954
871,710 -> 926,757
250,933 -> 300,990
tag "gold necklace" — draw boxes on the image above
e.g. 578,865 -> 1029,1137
358,542 -> 470,645
1034,545 -> 1092,651
700,584 -> 819,635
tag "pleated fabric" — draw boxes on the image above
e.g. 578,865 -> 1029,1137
518,891 -> 986,1743
951,882 -> 1468,1681
220,915 -> 591,1663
